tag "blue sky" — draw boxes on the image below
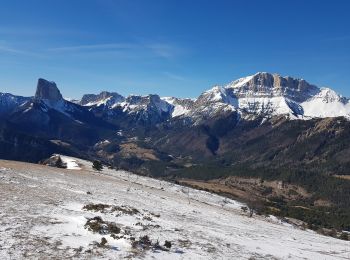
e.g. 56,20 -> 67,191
0,0 -> 349,99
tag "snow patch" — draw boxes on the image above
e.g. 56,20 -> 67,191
60,155 -> 82,170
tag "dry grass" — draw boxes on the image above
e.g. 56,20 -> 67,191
178,176 -> 312,204
119,143 -> 159,161
333,175 -> 350,181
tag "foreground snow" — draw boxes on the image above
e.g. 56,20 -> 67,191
0,157 -> 349,259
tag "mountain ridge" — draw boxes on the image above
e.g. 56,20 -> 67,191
1,72 -> 349,122
73,72 -> 350,121
0,73 -> 350,166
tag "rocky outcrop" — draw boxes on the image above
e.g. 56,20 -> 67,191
35,78 -> 63,102
227,72 -> 320,102
80,91 -> 125,107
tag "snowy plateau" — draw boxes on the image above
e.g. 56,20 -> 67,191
0,156 -> 349,260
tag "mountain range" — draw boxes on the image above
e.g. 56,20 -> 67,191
78,72 -> 350,123
1,72 -> 350,163
1,72 -> 350,233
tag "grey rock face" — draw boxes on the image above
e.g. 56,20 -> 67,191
124,94 -> 172,114
80,91 -> 125,107
35,78 -> 63,101
229,72 -> 319,102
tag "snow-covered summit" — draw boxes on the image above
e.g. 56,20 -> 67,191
301,88 -> 350,119
226,72 -> 319,102
314,87 -> 346,103
193,72 -> 350,120
80,91 -> 125,108
120,94 -> 173,116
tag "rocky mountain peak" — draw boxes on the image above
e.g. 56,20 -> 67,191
196,86 -> 230,106
124,94 -> 171,112
226,72 -> 319,102
34,78 -> 63,102
80,91 -> 125,107
229,72 -> 312,90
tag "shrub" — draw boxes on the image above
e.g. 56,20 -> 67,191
340,232 -> 349,241
164,240 -> 172,248
100,237 -> 107,247
92,160 -> 103,171
241,206 -> 248,213
261,187 -> 273,196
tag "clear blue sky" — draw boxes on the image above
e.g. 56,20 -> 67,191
0,0 -> 349,98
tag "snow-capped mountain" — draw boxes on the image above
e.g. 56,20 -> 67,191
80,72 -> 349,124
120,94 -> 172,115
6,78 -> 115,146
301,87 -> 350,118
80,92 -> 176,125
2,73 -> 349,130
187,72 -> 350,121
226,72 -> 350,119
15,78 -> 88,119
161,97 -> 194,117
80,91 -> 125,108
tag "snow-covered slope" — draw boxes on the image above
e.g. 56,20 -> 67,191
301,88 -> 350,118
0,93 -> 30,117
161,97 -> 194,117
0,157 -> 349,259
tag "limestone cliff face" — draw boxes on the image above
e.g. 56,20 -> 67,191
35,78 -> 63,102
227,72 -> 319,102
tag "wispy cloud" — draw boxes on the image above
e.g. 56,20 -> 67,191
0,45 -> 26,54
0,36 -> 186,61
148,43 -> 180,59
48,43 -> 136,52
0,42 -> 43,57
0,26 -> 91,37
163,72 -> 186,81
48,42 -> 184,60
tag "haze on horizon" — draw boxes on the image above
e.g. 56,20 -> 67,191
0,0 -> 349,99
